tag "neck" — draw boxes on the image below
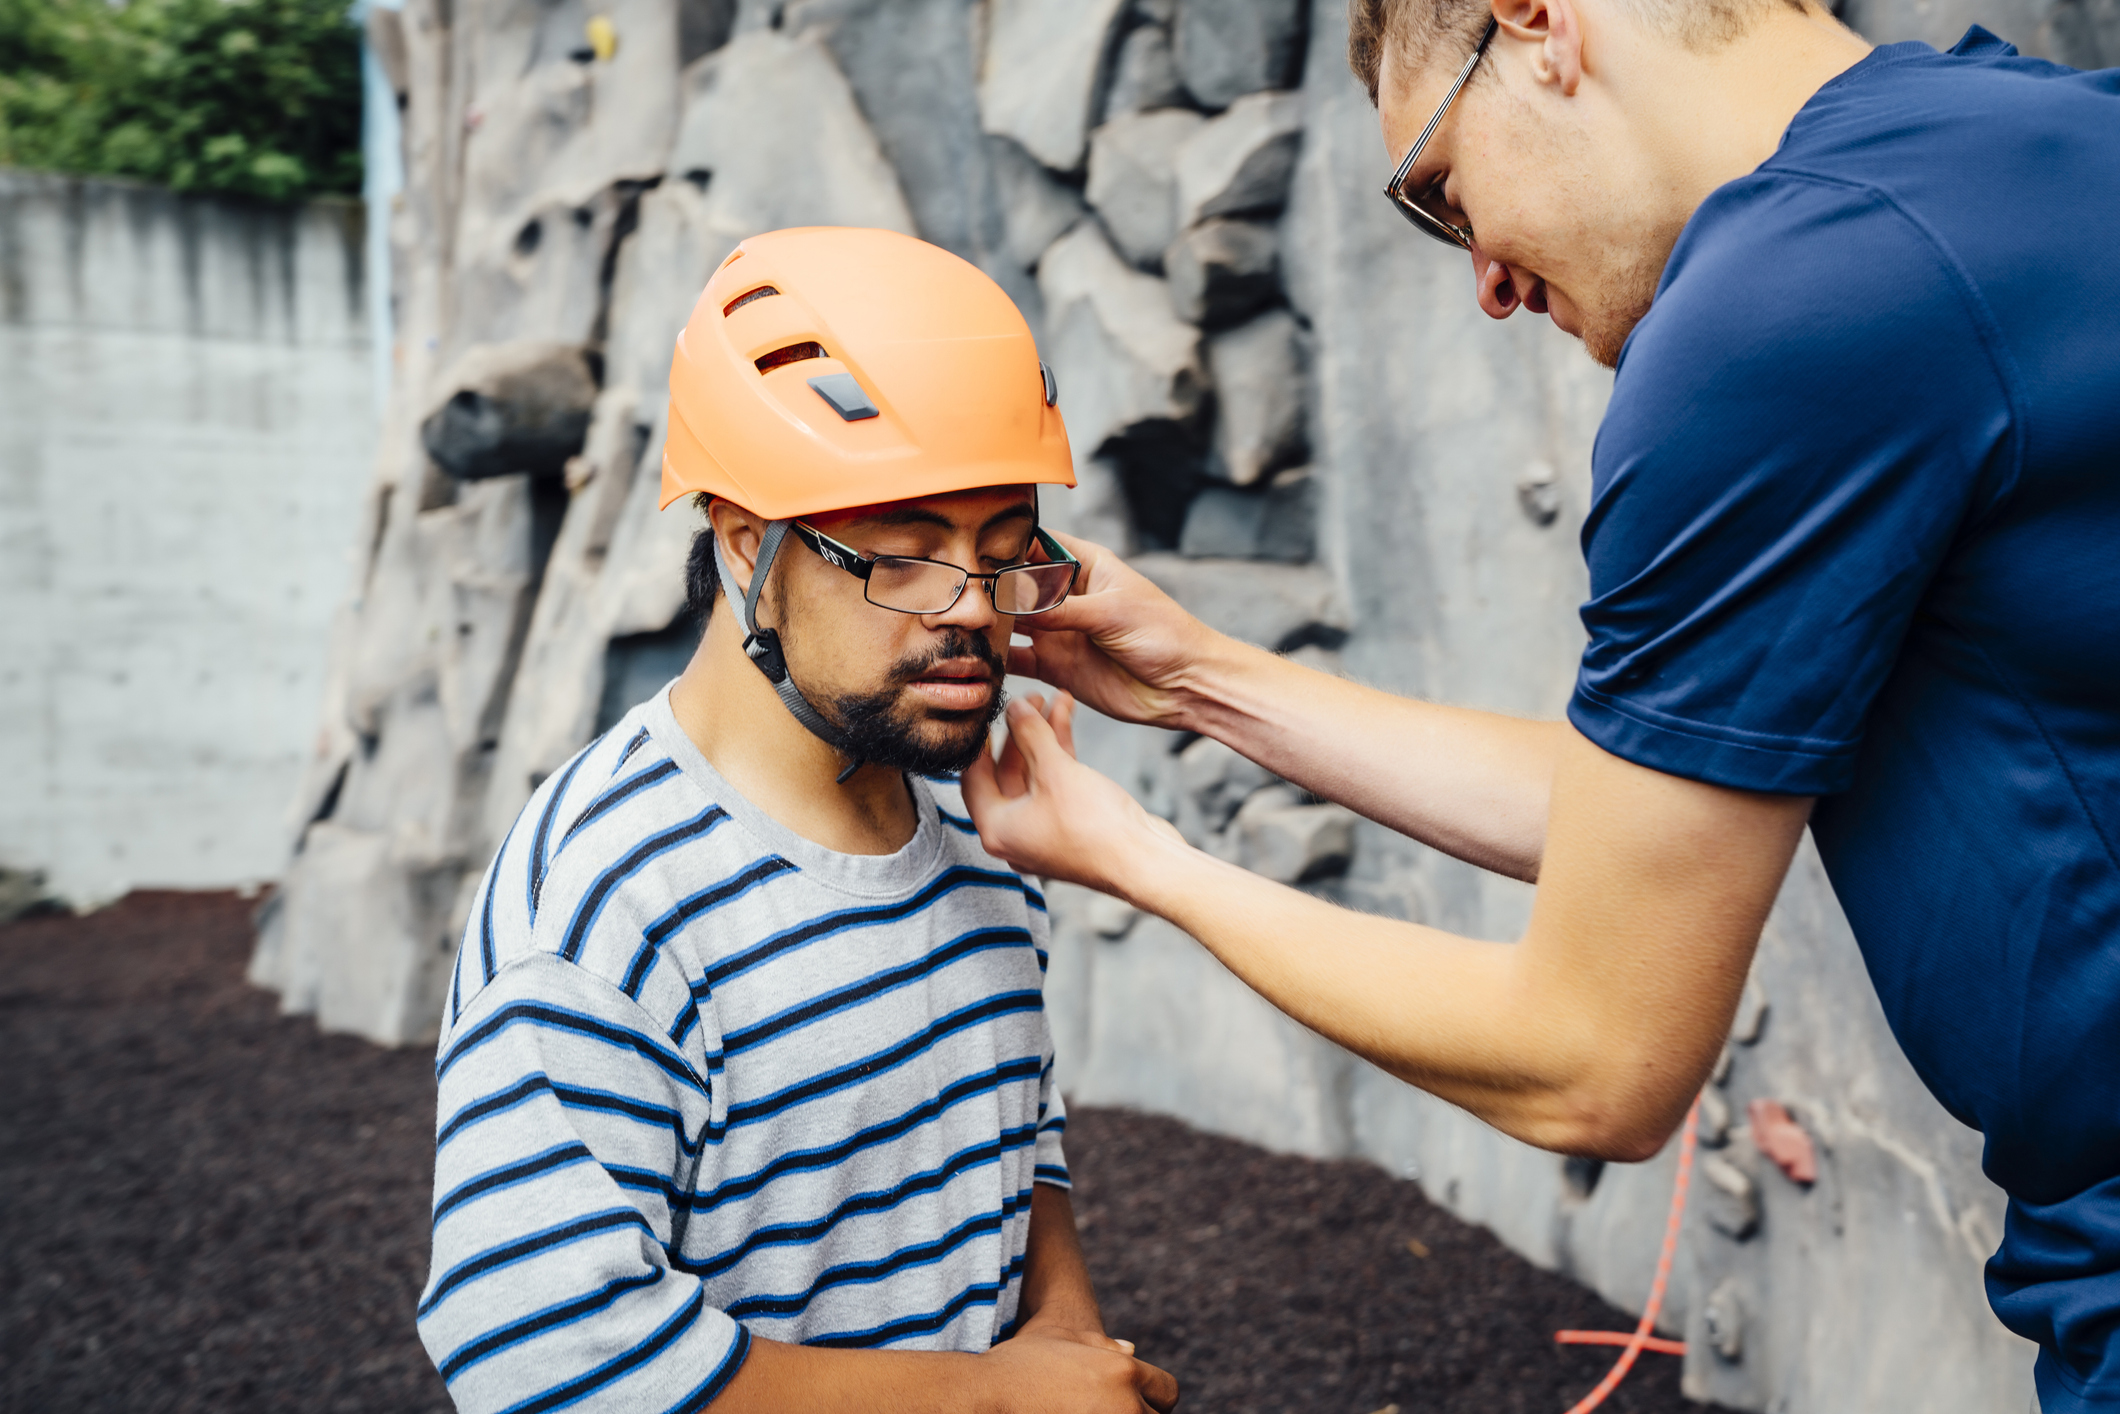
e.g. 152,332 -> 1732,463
668,604 -> 920,856
1622,4 -> 1872,222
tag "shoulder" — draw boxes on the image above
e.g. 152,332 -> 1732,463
1596,165 -> 2015,526
917,774 -> 1048,920
472,717 -> 746,1000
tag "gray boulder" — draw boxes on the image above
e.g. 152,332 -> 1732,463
1037,222 -> 1207,460
1175,733 -> 1278,841
420,341 -> 599,481
1086,108 -> 1208,268
978,0 -> 1132,174
1205,308 -> 1308,485
1165,217 -> 1280,326
667,29 -> 918,241
1178,467 -> 1315,561
1103,22 -> 1192,119
1701,1152 -> 1763,1241
1234,787 -> 1355,884
1172,0 -> 1306,111
1037,223 -> 1209,544
448,0 -> 682,357
1174,89 -> 1305,228
1130,553 -> 1345,651
989,136 -> 1088,269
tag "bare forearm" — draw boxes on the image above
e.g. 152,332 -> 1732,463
1173,633 -> 1563,881
710,1339 -> 993,1414
709,1187 -> 1152,1414
1014,1184 -> 1103,1335
1108,830 -> 1663,1153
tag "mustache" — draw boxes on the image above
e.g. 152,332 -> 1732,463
885,631 -> 1005,686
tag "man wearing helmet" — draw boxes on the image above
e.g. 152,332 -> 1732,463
416,228 -> 1178,1414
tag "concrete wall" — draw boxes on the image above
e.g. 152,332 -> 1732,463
0,172 -> 374,903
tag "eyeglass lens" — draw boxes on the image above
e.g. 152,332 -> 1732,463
864,559 -> 1076,616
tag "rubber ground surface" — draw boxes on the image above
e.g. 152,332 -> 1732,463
0,891 -> 1729,1414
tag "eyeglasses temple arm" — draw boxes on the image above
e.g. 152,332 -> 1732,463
1388,16 -> 1500,194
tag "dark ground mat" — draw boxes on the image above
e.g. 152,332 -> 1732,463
1,891 -> 1726,1414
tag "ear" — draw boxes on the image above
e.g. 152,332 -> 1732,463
705,498 -> 767,602
1493,0 -> 1585,94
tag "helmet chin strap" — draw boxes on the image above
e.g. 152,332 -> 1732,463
716,521 -> 865,785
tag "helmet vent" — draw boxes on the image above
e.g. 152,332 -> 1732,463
723,285 -> 780,316
755,342 -> 827,373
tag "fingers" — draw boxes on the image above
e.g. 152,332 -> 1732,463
994,693 -> 1047,796
1050,691 -> 1077,758
1007,640 -> 1042,679
1113,1339 -> 1135,1355
1135,1358 -> 1180,1412
1002,696 -> 1064,775
960,739 -> 1002,817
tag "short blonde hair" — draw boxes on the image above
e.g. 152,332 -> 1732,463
1348,0 -> 1799,105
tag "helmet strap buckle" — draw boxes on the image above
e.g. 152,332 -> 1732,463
742,628 -> 788,684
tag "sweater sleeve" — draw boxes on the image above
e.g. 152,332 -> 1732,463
418,953 -> 751,1414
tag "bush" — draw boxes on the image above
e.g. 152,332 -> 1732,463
0,0 -> 361,203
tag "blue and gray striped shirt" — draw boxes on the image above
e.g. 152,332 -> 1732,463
418,686 -> 1068,1413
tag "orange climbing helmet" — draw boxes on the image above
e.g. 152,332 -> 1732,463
660,226 -> 1074,517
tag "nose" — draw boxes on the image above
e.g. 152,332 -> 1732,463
1471,242 -> 1521,320
924,572 -> 1001,635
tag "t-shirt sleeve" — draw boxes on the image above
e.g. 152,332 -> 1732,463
418,954 -> 751,1414
1570,171 -> 2017,794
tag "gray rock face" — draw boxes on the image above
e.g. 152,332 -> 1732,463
1175,734 -> 1278,842
1175,89 -> 1306,228
1037,222 -> 1208,542
1086,108 -> 1208,268
1130,553 -> 1344,651
1205,308 -> 1307,485
1172,0 -> 1307,111
1165,217 -> 1280,326
784,0 -> 1017,292
989,137 -> 1088,270
1103,22 -> 1192,119
1702,1153 -> 1763,1241
1234,787 -> 1355,884
1179,469 -> 1315,561
420,342 -> 599,482
668,29 -> 918,244
978,0 -> 1132,174
449,0 -> 681,359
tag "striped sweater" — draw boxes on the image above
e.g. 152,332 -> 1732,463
417,686 -> 1068,1414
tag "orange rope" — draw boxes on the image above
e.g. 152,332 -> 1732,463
1553,1094 -> 1702,1413
1556,1331 -> 1687,1356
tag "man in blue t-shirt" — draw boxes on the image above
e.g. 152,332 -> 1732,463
957,0 -> 2120,1407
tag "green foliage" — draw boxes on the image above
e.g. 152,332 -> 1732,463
0,0 -> 362,203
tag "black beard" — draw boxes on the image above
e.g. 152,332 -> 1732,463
812,629 -> 1009,776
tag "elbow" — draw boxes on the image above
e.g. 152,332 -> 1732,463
1525,1066 -> 1695,1164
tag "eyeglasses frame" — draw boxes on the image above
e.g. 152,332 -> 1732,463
788,519 -> 1082,617
1383,16 -> 1499,250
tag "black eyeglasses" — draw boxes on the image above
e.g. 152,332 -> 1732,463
789,521 -> 1081,617
1383,17 -> 1497,249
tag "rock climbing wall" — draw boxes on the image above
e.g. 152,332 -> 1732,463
257,0 -> 2084,1406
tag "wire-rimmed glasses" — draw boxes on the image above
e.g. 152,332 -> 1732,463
790,521 -> 1081,617
1383,17 -> 1498,249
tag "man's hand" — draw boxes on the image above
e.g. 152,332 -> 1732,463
967,692 -> 1186,900
981,1327 -> 1179,1413
1011,532 -> 1220,731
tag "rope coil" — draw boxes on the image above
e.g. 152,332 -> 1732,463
1553,1093 -> 1703,1413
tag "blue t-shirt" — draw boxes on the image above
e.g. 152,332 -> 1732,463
1568,30 -> 2120,1410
